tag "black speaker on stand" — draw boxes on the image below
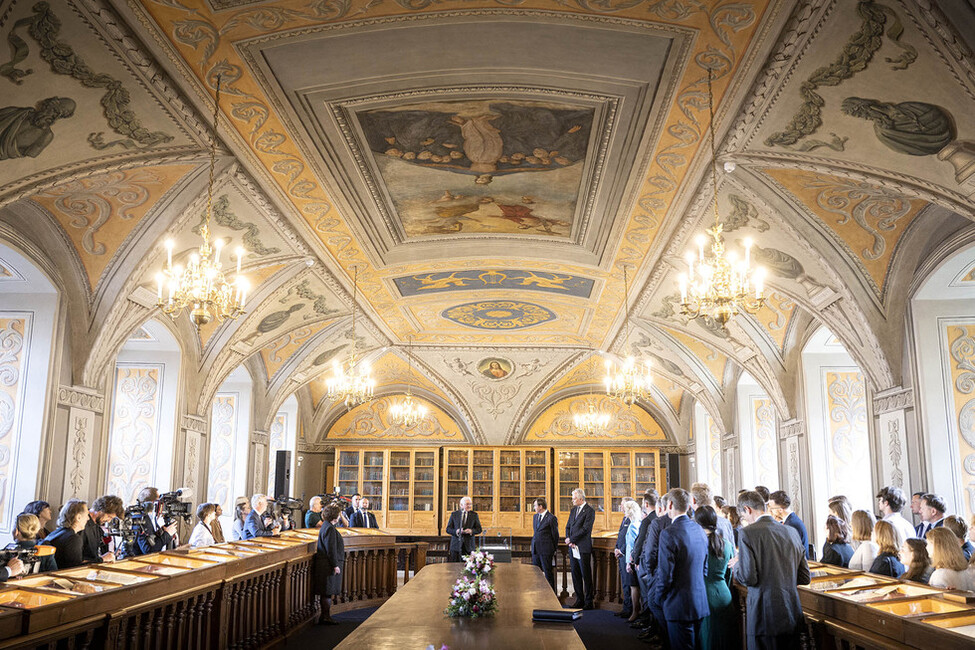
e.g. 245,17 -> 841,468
667,453 -> 681,490
273,450 -> 291,499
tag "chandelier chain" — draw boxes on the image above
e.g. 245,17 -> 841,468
204,75 -> 221,231
706,68 -> 720,228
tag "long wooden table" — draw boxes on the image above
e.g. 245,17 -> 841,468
336,562 -> 587,649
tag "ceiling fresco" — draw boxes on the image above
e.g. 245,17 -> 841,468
0,0 -> 972,448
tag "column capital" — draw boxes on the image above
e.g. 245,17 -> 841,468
57,385 -> 105,413
180,414 -> 207,434
778,418 -> 804,440
873,387 -> 914,414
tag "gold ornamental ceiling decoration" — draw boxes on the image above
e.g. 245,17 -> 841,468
135,0 -> 774,346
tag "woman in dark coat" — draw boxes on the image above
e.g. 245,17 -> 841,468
314,503 -> 345,625
40,499 -> 89,570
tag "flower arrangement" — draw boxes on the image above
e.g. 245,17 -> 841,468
444,574 -> 498,618
463,549 -> 495,578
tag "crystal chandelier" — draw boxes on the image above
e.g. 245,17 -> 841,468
678,69 -> 766,325
327,266 -> 375,409
604,266 -> 652,405
156,76 -> 248,328
575,349 -> 610,434
389,335 -> 428,428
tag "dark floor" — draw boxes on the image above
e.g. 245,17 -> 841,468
288,606 -> 654,649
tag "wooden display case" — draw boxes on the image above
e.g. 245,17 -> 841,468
442,446 -> 551,535
334,446 -> 440,534
555,448 -> 664,532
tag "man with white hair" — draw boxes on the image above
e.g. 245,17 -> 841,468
243,494 -> 280,539
566,487 -> 595,609
305,496 -> 324,529
445,496 -> 482,562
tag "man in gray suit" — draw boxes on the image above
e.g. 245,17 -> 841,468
731,490 -> 810,649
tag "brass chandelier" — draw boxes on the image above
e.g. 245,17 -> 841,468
574,351 -> 610,434
326,266 -> 375,409
604,266 -> 652,406
157,76 -> 248,328
678,69 -> 765,325
389,335 -> 428,428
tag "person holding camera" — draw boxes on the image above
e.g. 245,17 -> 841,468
134,487 -> 179,555
243,494 -> 280,539
305,496 -> 324,529
83,495 -> 123,563
314,503 -> 345,625
12,513 -> 57,574
189,503 -> 218,548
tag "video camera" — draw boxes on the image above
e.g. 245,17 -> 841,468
0,543 -> 55,570
156,488 -> 194,527
106,504 -> 149,558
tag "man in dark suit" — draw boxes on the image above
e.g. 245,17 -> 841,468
917,493 -> 947,538
344,493 -> 361,522
349,497 -> 379,528
531,497 -> 559,591
614,498 -> 634,617
637,493 -> 671,642
83,495 -> 123,563
134,487 -> 180,555
445,496 -> 482,562
628,490 -> 658,623
653,488 -> 709,650
769,490 -> 810,559
731,490 -> 810,649
243,494 -> 281,539
565,488 -> 595,609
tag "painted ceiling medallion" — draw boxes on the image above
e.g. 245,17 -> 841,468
394,269 -> 594,298
441,300 -> 556,330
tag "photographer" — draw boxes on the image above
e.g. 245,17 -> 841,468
83,495 -> 124,563
243,494 -> 280,539
134,487 -> 179,555
13,513 -> 57,574
189,503 -> 217,548
305,496 -> 324,529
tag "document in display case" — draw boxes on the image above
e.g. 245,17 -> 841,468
479,527 -> 512,563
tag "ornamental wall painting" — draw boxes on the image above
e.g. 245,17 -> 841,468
945,323 -> 975,520
105,364 -> 163,506
0,316 -> 28,531
357,99 -> 593,238
822,369 -> 872,508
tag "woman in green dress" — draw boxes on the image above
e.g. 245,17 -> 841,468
695,505 -> 739,650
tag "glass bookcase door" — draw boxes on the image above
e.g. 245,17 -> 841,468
362,449 -> 385,510
634,452 -> 657,494
337,450 -> 360,498
524,450 -> 547,511
472,449 -> 495,514
413,451 -> 436,512
558,451 -> 580,512
583,452 -> 604,514
610,452 -> 632,511
499,450 -> 521,513
445,449 -> 470,513
388,451 -> 410,512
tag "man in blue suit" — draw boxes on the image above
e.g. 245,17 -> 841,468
531,497 -> 559,591
636,493 -> 671,643
652,488 -> 709,650
565,488 -> 595,609
349,498 -> 379,528
770,490 -> 810,559
243,494 -> 280,539
614,497 -> 634,617
628,490 -> 658,623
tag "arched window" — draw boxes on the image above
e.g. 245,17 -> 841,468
736,372 -> 779,489
0,242 -> 57,535
912,241 -> 975,519
268,394 -> 298,498
105,320 -> 181,504
802,326 -> 872,542
208,366 -> 252,532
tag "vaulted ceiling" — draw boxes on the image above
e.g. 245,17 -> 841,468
0,0 -> 972,445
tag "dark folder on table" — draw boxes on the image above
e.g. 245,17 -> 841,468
532,609 -> 582,622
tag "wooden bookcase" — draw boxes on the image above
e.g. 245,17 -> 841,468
555,448 -> 663,533
334,446 -> 440,534
442,446 -> 551,535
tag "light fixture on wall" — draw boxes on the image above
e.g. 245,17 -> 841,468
326,266 -> 375,409
156,76 -> 248,328
389,335 -> 427,428
575,349 -> 610,435
603,265 -> 652,406
677,68 -> 766,325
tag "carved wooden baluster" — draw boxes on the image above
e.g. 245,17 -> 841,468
558,547 -> 570,602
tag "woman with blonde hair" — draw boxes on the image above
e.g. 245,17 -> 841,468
40,499 -> 89,570
622,499 -> 644,622
868,520 -> 904,577
848,510 -> 878,571
927,527 -> 974,590
13,514 -> 57,574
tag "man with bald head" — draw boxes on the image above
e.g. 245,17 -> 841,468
445,496 -> 482,562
